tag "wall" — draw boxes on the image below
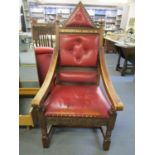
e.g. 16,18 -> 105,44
27,0 -> 135,30
128,1 -> 135,17
126,1 -> 135,30
120,1 -> 134,30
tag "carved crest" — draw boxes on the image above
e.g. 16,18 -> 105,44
64,2 -> 95,28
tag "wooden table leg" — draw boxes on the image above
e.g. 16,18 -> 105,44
121,59 -> 127,76
116,52 -> 121,71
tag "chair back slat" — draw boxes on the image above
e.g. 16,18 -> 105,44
32,23 -> 55,47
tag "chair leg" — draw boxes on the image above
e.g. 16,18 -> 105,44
39,112 -> 50,148
103,112 -> 117,151
103,130 -> 112,150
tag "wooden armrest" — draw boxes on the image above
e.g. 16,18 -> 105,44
99,47 -> 124,111
32,48 -> 58,107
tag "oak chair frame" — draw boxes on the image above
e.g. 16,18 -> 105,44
32,18 -> 123,151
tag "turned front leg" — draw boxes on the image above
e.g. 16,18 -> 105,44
103,112 -> 117,151
39,111 -> 49,148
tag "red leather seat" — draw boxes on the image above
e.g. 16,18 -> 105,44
44,85 -> 111,118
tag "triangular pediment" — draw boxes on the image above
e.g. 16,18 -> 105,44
64,2 -> 95,28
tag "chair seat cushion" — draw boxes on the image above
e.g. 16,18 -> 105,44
44,85 -> 111,118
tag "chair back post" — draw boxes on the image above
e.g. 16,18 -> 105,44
99,20 -> 104,48
97,20 -> 105,85
55,19 -> 60,50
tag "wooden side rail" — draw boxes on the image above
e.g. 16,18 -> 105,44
32,48 -> 58,107
19,88 -> 39,96
99,47 -> 124,111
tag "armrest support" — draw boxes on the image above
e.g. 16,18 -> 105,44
99,47 -> 124,111
32,48 -> 58,108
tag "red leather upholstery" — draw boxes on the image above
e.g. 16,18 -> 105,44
58,71 -> 97,83
44,85 -> 111,118
35,47 -> 53,54
65,6 -> 94,27
35,47 -> 53,86
60,34 -> 99,66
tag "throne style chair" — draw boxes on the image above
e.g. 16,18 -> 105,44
32,2 -> 124,151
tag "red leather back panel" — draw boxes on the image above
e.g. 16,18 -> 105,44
35,47 -> 53,86
58,71 -> 97,83
59,34 -> 99,67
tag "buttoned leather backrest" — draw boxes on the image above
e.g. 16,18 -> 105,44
58,34 -> 99,83
57,2 -> 99,84
59,34 -> 99,66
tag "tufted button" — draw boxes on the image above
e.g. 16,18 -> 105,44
76,38 -> 81,43
84,49 -> 88,54
75,56 -> 81,63
68,48 -> 73,53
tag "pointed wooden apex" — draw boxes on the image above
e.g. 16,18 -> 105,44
64,1 -> 95,28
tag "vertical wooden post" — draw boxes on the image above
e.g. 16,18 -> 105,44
55,18 -> 60,50
99,20 -> 104,48
97,20 -> 104,85
103,111 -> 117,151
38,108 -> 49,148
